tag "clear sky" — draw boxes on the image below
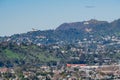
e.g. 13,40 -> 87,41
0,0 -> 120,36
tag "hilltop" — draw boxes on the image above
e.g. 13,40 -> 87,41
0,19 -> 120,67
0,19 -> 120,45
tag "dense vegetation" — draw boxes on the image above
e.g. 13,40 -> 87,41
0,40 -> 120,67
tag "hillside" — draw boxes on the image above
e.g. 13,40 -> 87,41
56,19 -> 109,31
0,19 -> 120,67
0,42 -> 62,67
0,19 -> 120,45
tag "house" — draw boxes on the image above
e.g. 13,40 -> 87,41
66,64 -> 86,68
0,68 -> 8,73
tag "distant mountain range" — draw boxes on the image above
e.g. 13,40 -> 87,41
0,19 -> 120,45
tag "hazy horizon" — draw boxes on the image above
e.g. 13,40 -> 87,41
0,0 -> 120,36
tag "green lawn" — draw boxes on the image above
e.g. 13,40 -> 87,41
4,49 -> 22,59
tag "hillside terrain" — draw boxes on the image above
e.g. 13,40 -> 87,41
0,19 -> 120,67
1,19 -> 120,45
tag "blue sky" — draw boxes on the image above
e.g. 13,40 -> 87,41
0,0 -> 120,36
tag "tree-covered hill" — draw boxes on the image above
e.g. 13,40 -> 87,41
0,19 -> 120,67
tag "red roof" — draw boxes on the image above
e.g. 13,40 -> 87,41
66,64 -> 86,67
0,68 -> 8,73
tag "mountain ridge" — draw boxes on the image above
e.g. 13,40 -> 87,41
56,19 -> 109,31
0,19 -> 120,45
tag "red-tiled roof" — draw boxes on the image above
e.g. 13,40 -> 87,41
66,64 -> 86,67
